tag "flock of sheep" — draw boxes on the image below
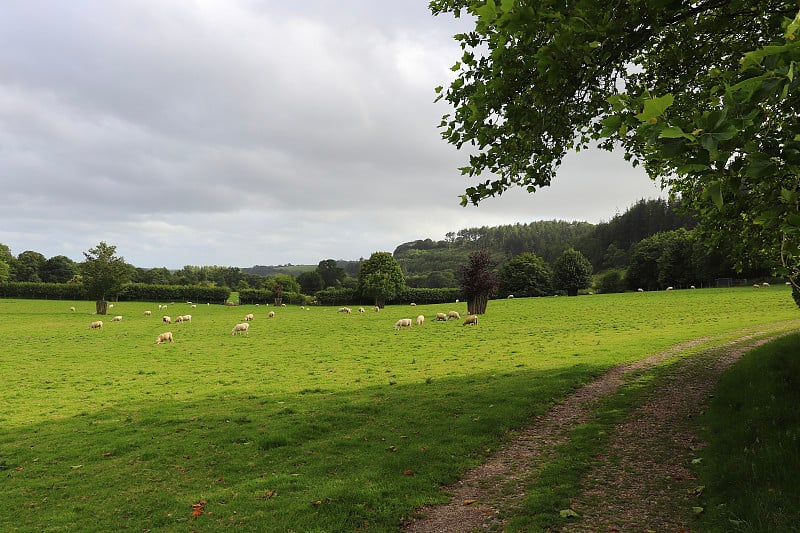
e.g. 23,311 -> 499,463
80,301 -> 478,344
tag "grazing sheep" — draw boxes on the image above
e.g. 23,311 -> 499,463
175,315 -> 184,323
338,307 -> 352,314
416,315 -> 425,326
373,306 -> 380,312
762,282 -> 770,287
435,312 -> 447,321
463,315 -> 479,326
447,311 -> 460,320
753,283 -> 761,288
268,311 -> 275,318
183,314 -> 192,322
231,323 -> 249,335
507,294 -> 514,299
359,307 -> 365,313
244,313 -> 254,321
111,315 -> 123,322
163,316 -> 171,324
108,304 -> 114,309
394,318 -> 412,330
690,285 -> 696,289
156,331 -> 174,344
144,310 -> 152,316
410,303 -> 416,307
666,286 -> 674,291
191,304 -> 197,308
89,320 -> 103,329
70,306 -> 76,312
637,288 -> 644,292
187,301 -> 192,305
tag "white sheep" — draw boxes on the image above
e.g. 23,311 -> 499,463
268,311 -> 275,318
108,304 -> 114,309
373,306 -> 380,312
111,315 -> 123,322
69,306 -> 76,312
463,315 -> 479,326
762,282 -> 770,287
231,322 -> 249,335
163,316 -> 171,324
447,311 -> 461,320
753,283 -> 761,288
394,318 -> 412,330
435,312 -> 447,321
338,307 -> 352,314
637,288 -> 644,292
507,294 -> 514,299
183,314 -> 192,322
410,303 -> 416,307
89,320 -> 103,329
191,304 -> 197,308
416,315 -> 425,326
244,313 -> 254,321
666,286 -> 674,291
359,307 -> 365,313
144,310 -> 152,316
156,331 -> 174,344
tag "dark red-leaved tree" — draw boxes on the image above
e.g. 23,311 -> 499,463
459,249 -> 500,315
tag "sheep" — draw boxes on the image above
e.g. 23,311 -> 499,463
753,283 -> 761,288
244,313 -> 254,321
637,288 -> 644,292
666,286 -> 674,291
111,315 -> 123,322
89,320 -> 103,329
338,307 -> 352,314
690,285 -> 696,289
175,315 -> 184,323
447,311 -> 461,320
191,304 -> 197,308
762,282 -> 770,287
156,331 -> 174,344
507,294 -> 514,299
359,307 -> 365,313
373,306 -> 380,312
394,318 -> 412,330
186,301 -> 192,305
416,315 -> 425,326
435,312 -> 447,321
231,322 -> 249,335
268,311 -> 275,318
410,303 -> 416,307
70,306 -> 76,312
163,316 -> 171,324
108,304 -> 114,309
144,310 -> 152,316
183,314 -> 192,322
463,315 -> 479,326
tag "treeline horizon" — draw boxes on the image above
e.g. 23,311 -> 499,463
0,198 -> 778,295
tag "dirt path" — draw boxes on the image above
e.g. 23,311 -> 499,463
402,324 -> 798,532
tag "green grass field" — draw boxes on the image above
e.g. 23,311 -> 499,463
0,287 -> 798,531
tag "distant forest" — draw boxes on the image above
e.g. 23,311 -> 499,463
0,199 -> 776,295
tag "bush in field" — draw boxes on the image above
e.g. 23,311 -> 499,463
596,270 -> 627,294
553,248 -> 593,296
500,252 -> 553,298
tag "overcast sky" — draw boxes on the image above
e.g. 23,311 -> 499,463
0,1 -> 662,269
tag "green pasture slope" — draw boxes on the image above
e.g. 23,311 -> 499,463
0,287 -> 798,531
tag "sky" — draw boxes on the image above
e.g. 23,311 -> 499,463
0,1 -> 663,269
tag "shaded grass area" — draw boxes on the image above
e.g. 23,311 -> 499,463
696,333 -> 800,532
0,366 -> 598,531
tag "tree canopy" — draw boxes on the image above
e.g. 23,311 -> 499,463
431,0 -> 800,293
553,248 -> 593,296
357,252 -> 405,308
81,242 -> 130,311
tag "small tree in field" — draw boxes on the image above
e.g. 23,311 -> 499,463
553,248 -> 593,296
81,242 -> 129,315
459,249 -> 499,314
357,252 -> 405,308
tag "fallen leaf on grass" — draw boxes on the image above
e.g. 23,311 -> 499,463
191,500 -> 206,518
462,499 -> 478,506
404,470 -> 413,476
559,509 -> 579,518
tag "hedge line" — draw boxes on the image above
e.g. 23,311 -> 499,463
313,287 -> 462,306
0,282 -> 87,300
0,282 -> 230,303
238,289 -> 306,305
118,284 -> 231,304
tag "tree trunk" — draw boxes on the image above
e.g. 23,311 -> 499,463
274,297 -> 282,306
468,293 -> 489,314
95,300 -> 108,315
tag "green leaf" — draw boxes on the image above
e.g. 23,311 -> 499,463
692,506 -> 705,515
706,182 -> 723,209
658,126 -> 695,140
559,509 -> 579,518
635,94 -> 674,123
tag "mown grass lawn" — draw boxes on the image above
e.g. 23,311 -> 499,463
0,287 -> 797,531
